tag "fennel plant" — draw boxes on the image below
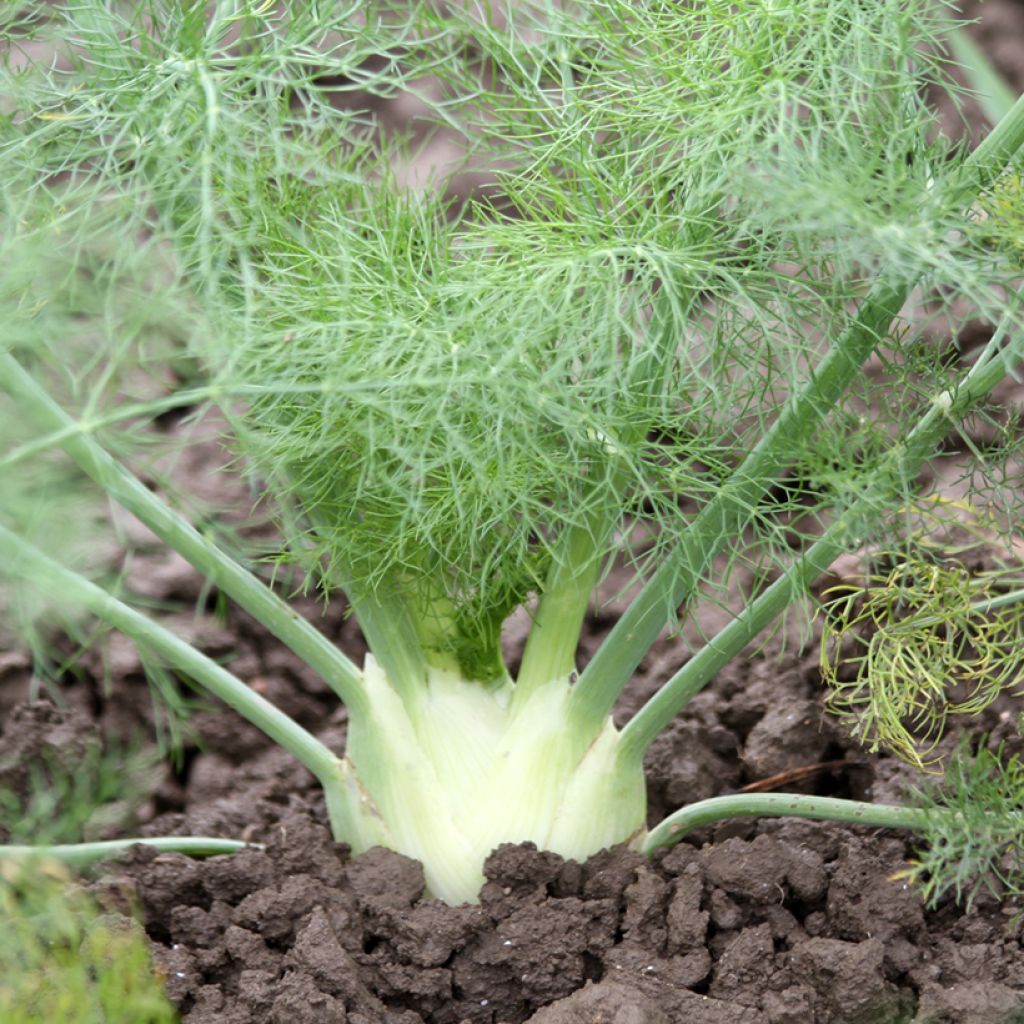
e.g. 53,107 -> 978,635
2,0 -> 1024,906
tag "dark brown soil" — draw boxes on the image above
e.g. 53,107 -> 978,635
4,3 -> 1024,1022
96,814 -> 1024,1024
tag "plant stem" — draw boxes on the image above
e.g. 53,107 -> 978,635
619,533 -> 847,761
962,91 -> 1024,189
882,585 -> 1024,634
0,523 -> 346,790
948,25 -> 1018,126
517,392 -> 662,705
570,273 -> 906,732
620,297 -> 1024,760
0,837 -> 255,866
345,583 -> 428,705
515,519 -> 605,702
572,91 -> 1024,741
642,792 -> 930,854
0,353 -> 366,717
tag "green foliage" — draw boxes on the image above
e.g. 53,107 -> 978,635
976,174 -> 1024,270
4,0 -> 1021,660
0,861 -> 176,1024
821,541 -> 1024,768
0,176 -> 198,667
903,740 -> 1024,914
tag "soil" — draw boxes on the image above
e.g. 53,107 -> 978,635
4,3 -> 1024,1023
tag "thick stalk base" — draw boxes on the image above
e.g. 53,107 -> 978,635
326,657 -> 646,904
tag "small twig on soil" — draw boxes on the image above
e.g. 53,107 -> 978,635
739,760 -> 868,794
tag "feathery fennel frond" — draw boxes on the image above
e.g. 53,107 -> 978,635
903,741 -> 1024,913
5,0 -> 1022,661
821,547 -> 1024,767
191,0 -> 1024,646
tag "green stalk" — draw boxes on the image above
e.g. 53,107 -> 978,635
0,523 -> 346,791
0,837 -> 254,866
571,92 -> 1024,740
345,583 -> 428,705
517,428 -> 655,704
907,586 -> 1024,627
619,532 -> 847,761
515,518 -> 606,702
948,25 -> 1017,125
570,273 -> 906,734
961,90 -> 1024,188
620,299 -> 1024,760
642,792 -> 930,854
0,353 -> 366,717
